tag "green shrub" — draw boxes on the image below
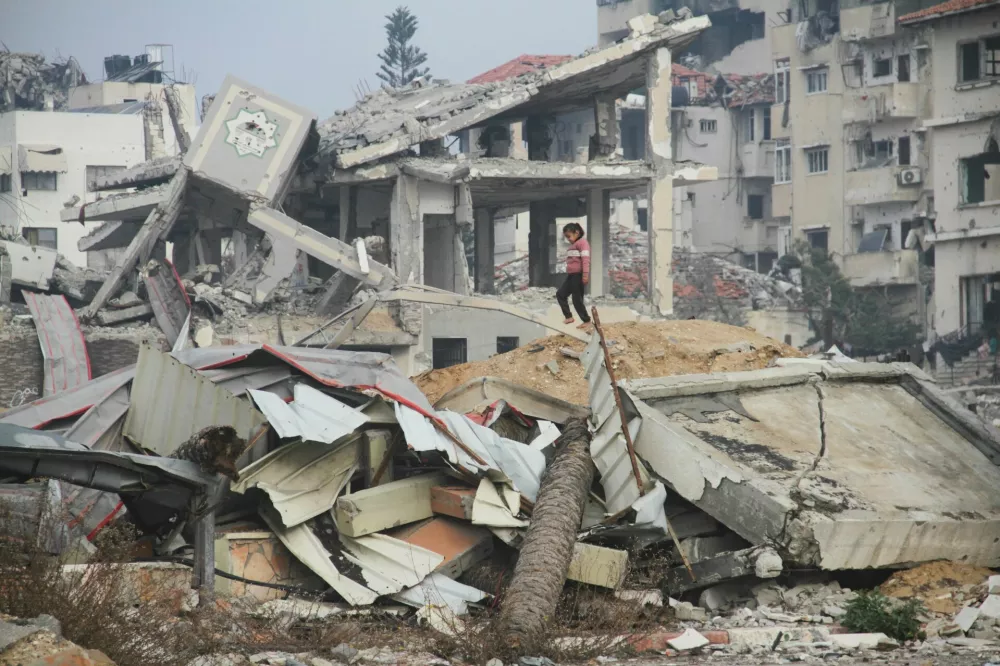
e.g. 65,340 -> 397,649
842,591 -> 925,642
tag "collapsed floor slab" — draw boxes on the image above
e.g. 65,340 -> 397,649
624,362 -> 1000,570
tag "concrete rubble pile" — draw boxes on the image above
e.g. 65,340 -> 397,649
0,51 -> 86,112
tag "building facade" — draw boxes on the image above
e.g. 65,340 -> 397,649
901,0 -> 1000,342
0,110 -> 146,266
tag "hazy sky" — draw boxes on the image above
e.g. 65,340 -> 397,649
7,0 -> 596,119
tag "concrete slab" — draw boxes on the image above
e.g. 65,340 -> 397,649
62,185 -> 169,223
629,366 -> 1000,570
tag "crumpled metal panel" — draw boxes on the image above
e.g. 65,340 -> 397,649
232,436 -> 361,528
395,404 -> 546,502
24,292 -> 92,397
125,345 -> 268,456
142,258 -> 190,348
249,384 -> 369,443
393,573 -> 488,615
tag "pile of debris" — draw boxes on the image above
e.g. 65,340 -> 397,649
415,319 -> 803,405
0,51 -> 86,112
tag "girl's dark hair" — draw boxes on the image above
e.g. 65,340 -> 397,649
562,222 -> 585,238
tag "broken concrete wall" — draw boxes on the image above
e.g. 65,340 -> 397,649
0,52 -> 86,112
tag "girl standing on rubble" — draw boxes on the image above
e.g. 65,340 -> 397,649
557,222 -> 592,330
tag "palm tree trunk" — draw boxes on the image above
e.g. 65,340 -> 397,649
500,418 -> 595,643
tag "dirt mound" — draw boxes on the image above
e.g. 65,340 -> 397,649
880,561 -> 993,615
415,319 -> 804,405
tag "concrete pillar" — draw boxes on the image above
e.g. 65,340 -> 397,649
172,232 -> 196,276
231,230 -> 251,268
593,95 -> 620,159
645,47 -> 674,315
529,201 -> 554,287
390,174 -> 422,284
339,186 -> 351,242
587,189 -> 611,297
474,208 -> 495,294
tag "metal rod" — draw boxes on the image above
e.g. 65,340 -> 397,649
591,307 -> 644,497
666,513 -> 697,582
370,438 -> 398,486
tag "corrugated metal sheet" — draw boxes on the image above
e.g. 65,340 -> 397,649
0,366 -> 135,429
581,332 -> 650,515
249,384 -> 369,443
143,259 -> 190,348
470,478 -> 527,528
394,573 -> 488,615
125,345 -> 267,456
395,404 -> 546,502
232,436 -> 361,528
24,292 -> 92,396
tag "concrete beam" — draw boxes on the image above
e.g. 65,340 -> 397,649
390,174 -> 422,284
90,156 -> 181,192
400,160 -> 471,184
246,208 -> 397,289
645,46 -> 673,315
78,220 -> 144,253
93,304 -> 154,326
62,185 -> 169,224
333,473 -> 446,538
567,543 -> 628,590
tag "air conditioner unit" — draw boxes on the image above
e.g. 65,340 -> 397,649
898,167 -> 922,186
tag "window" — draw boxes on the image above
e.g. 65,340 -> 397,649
23,227 -> 57,250
897,55 -> 911,82
747,194 -> 765,220
20,172 -> 56,191
497,337 -> 519,355
806,147 -> 829,174
763,106 -> 772,141
775,139 -> 791,183
806,229 -> 829,252
746,109 -> 755,142
775,58 -> 791,104
87,165 -> 126,192
900,220 -> 914,249
898,136 -> 911,166
961,139 -> 1000,205
682,77 -> 699,98
699,119 -> 717,133
873,57 -> 892,78
806,68 -> 828,94
0,174 -> 10,193
560,139 -> 573,157
637,207 -> 648,232
856,138 -> 894,168
432,338 -> 468,369
959,37 -> 1000,82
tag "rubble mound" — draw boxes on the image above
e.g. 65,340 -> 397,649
880,560 -> 994,615
0,52 -> 86,112
415,319 -> 804,405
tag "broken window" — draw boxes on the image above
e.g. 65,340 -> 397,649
900,220 -> 914,249
746,109 -> 755,142
961,139 -> 1000,205
775,139 -> 792,183
960,37 -> 1000,82
763,107 -> 772,141
987,37 -> 1000,77
961,42 -> 982,82
873,57 -> 892,78
0,174 -> 10,193
897,55 -> 911,82
700,119 -> 717,133
20,172 -> 56,191
858,228 -> 889,253
898,136 -> 911,166
855,138 -> 893,169
22,227 -> 57,250
496,337 -> 519,355
747,194 -> 765,220
807,229 -> 829,252
775,58 -> 791,104
806,147 -> 829,174
806,68 -> 828,94
432,338 -> 468,370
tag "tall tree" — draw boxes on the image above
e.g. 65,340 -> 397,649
376,6 -> 431,89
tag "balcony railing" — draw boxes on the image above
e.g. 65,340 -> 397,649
841,248 -> 920,287
843,83 -> 922,124
741,141 -> 775,179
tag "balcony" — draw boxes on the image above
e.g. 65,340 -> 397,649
845,166 -> 924,206
841,249 -> 920,287
738,218 -> 780,253
843,83 -> 923,124
840,3 -> 895,42
741,141 -> 775,179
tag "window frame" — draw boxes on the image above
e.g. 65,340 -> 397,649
958,36 -> 1000,84
746,108 -> 756,142
897,135 -> 911,166
873,57 -> 893,78
23,227 -> 58,250
775,58 -> 791,104
762,106 -> 772,141
20,171 -> 57,191
806,147 -> 830,175
806,68 -> 829,94
747,194 -> 765,220
806,229 -> 829,252
775,139 -> 792,184
699,118 -> 718,133
0,173 -> 11,193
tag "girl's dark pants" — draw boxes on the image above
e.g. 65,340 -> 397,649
557,273 -> 590,323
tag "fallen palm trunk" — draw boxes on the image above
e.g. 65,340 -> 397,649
500,418 -> 595,643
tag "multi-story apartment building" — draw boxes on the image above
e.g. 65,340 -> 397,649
898,0 -> 1000,343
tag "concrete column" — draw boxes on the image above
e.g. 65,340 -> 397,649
593,95 -> 620,159
587,189 -> 611,297
645,47 -> 674,315
474,208 -> 495,294
390,174 -> 422,284
172,232 -> 196,276
529,201 -> 554,287
232,230 -> 251,268
339,186 -> 351,242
